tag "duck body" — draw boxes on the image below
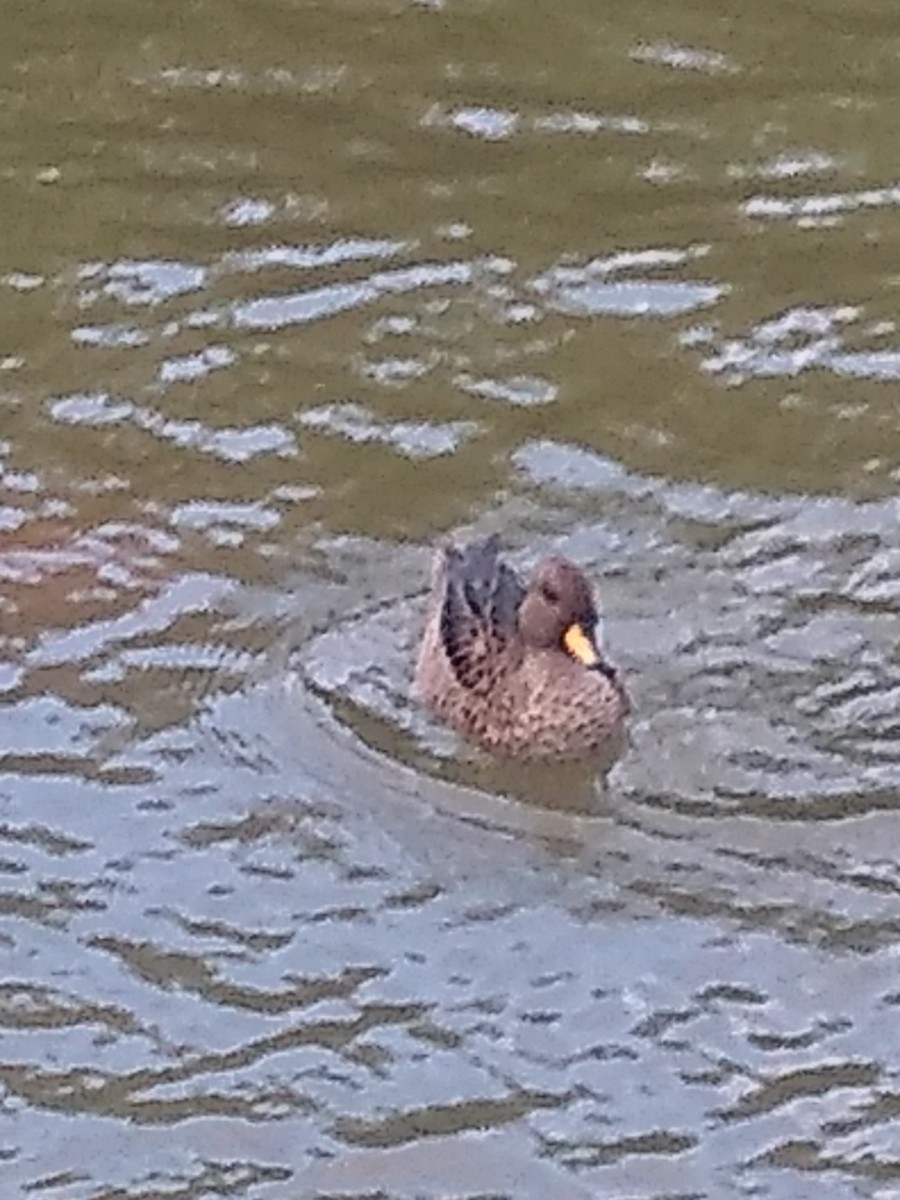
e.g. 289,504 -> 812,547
415,536 -> 630,761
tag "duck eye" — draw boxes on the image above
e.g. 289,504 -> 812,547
541,583 -> 561,604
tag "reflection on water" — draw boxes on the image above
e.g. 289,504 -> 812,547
3,0 -> 900,1196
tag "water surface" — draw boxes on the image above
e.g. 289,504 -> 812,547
3,1 -> 900,1197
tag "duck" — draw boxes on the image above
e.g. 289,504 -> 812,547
415,535 -> 630,760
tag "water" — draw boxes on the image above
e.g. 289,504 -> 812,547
3,1 -> 900,1196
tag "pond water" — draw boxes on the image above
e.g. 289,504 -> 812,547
3,1 -> 900,1197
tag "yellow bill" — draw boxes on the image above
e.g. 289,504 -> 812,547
563,622 -> 600,667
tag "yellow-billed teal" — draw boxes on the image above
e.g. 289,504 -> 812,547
415,536 -> 630,760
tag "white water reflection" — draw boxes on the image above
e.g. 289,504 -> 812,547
744,182 -> 900,222
533,246 -> 726,319
700,305 -> 900,385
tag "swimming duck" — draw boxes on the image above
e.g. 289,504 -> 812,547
415,535 -> 629,760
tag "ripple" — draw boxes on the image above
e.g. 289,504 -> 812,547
298,402 -> 478,460
97,259 -> 208,306
3,272 -> 44,292
632,41 -> 739,75
361,355 -> 435,387
545,278 -> 724,319
47,392 -> 297,461
532,246 -> 726,319
425,105 -> 650,139
133,409 -> 297,462
455,373 -> 558,407
701,304 -> 863,384
49,390 -> 132,428
233,259 -> 475,330
0,695 -> 129,759
171,500 -> 282,534
743,182 -> 900,223
512,439 -> 651,496
71,325 -> 149,348
224,236 -> 406,274
0,506 -> 28,532
29,573 -> 231,669
150,63 -> 347,95
220,197 -> 276,227
533,110 -> 649,136
427,105 -> 519,141
302,464 -> 900,820
158,344 -> 236,384
730,150 -> 842,182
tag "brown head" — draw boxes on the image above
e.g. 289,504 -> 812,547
517,556 -> 616,678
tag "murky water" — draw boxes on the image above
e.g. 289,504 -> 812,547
3,1 -> 900,1196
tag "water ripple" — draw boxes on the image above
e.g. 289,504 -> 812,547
233,260 -> 477,330
299,402 -> 478,460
